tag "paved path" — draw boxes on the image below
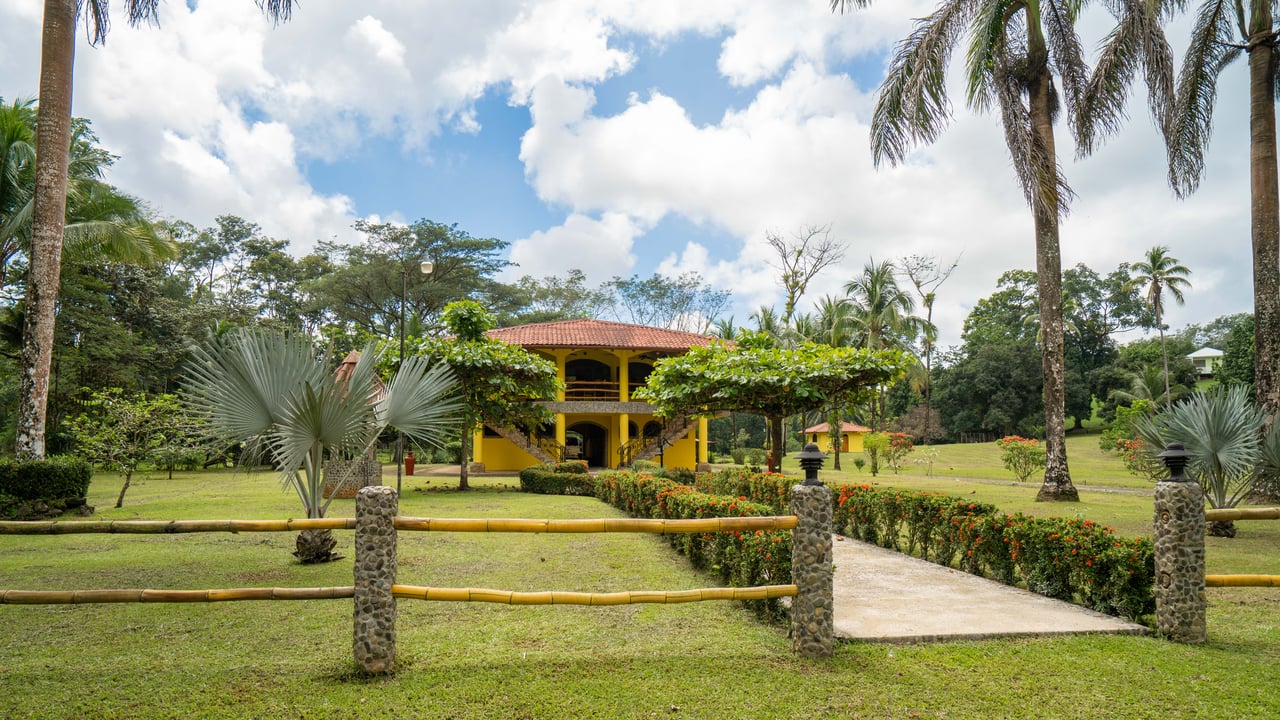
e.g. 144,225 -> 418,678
832,535 -> 1149,642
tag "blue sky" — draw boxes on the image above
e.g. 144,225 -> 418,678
0,0 -> 1258,347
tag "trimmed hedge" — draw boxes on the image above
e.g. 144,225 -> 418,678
834,484 -> 1154,620
694,467 -> 794,514
519,461 -> 595,495
0,458 -> 93,520
595,470 -> 791,621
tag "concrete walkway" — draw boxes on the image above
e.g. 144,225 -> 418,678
832,535 -> 1149,643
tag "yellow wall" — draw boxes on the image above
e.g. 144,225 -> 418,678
807,431 -> 866,454
477,436 -> 542,472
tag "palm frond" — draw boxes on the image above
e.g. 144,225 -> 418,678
1168,0 -> 1239,197
1041,0 -> 1091,127
1135,385 -> 1262,508
871,0 -> 974,167
993,46 -> 1076,218
1076,0 -> 1175,156
383,355 -> 463,444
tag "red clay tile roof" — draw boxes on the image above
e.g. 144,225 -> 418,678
487,318 -> 719,351
803,422 -> 871,434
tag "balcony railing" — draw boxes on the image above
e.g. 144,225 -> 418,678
564,380 -> 647,401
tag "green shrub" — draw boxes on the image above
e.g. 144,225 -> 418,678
595,469 -> 790,621
0,457 -> 92,501
743,448 -> 767,466
832,484 -> 1154,621
996,435 -> 1047,483
519,464 -> 595,495
730,448 -> 746,465
695,467 -> 793,514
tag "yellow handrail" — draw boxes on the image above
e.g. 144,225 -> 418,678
392,516 -> 798,533
391,584 -> 797,605
1206,575 -> 1280,588
1204,507 -> 1280,522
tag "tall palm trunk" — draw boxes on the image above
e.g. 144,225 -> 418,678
1248,22 -> 1280,425
458,416 -> 472,491
16,0 -> 76,460
1027,43 -> 1078,503
1156,304 -> 1171,401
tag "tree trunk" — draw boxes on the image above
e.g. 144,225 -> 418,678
458,422 -> 471,491
1248,28 -> 1280,425
1158,312 -> 1171,402
768,414 -> 784,473
1026,48 -> 1078,503
115,471 -> 132,509
293,529 -> 340,563
16,0 -> 76,460
1208,520 -> 1237,538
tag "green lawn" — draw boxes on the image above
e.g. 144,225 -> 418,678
771,433 -> 1154,490
1,466 -> 1278,719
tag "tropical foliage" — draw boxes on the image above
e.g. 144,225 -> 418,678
183,328 -> 459,561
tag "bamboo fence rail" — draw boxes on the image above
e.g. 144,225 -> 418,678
0,518 -> 355,535
390,584 -> 798,605
392,516 -> 798,534
0,586 -> 355,604
1204,507 -> 1280,522
1205,575 -> 1280,588
0,516 -> 798,536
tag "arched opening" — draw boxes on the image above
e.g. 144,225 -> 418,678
642,421 -> 662,439
566,359 -> 613,400
628,361 -> 653,395
567,421 -> 609,468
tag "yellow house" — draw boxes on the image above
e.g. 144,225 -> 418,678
471,318 -> 718,472
802,421 -> 871,453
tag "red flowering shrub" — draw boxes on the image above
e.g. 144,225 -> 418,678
996,435 -> 1047,482
832,483 -> 1154,621
595,469 -> 790,621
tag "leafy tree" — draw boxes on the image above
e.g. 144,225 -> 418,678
901,253 -> 960,444
184,329 -> 459,562
68,388 -> 182,508
934,340 -> 1045,439
1218,315 -> 1255,387
309,219 -> 510,342
602,273 -> 729,333
414,300 -> 560,491
996,436 -> 1048,483
832,0 -> 1123,501
19,0 -> 298,461
634,339 -> 908,473
1131,246 -> 1192,400
1178,312 -> 1252,350
501,269 -> 612,325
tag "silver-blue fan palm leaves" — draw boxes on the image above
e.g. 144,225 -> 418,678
832,0 -> 1099,501
184,329 -> 459,562
1136,384 -> 1270,535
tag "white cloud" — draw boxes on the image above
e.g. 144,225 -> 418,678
507,213 -> 642,283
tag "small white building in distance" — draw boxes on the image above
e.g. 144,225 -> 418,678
1187,347 -> 1224,378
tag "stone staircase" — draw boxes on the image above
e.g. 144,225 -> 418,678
620,412 -> 698,466
489,425 -> 563,464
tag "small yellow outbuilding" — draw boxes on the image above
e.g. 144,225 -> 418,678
802,421 -> 871,453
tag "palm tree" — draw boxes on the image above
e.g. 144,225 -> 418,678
18,0 -> 298,460
1164,0 -> 1280,421
844,258 -> 922,352
1110,364 -> 1188,408
814,295 -> 858,469
184,329 -> 459,562
1132,245 -> 1192,401
0,98 -> 36,285
832,0 -> 1106,501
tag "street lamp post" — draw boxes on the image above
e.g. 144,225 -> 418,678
396,259 -> 434,495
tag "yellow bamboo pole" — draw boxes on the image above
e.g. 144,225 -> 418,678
392,516 -> 798,534
0,518 -> 355,535
1206,575 -> 1280,587
1204,507 -> 1280,522
390,584 -> 798,605
0,586 -> 355,604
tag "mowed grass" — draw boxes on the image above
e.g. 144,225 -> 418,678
1,466 -> 1278,719
773,433 -> 1154,490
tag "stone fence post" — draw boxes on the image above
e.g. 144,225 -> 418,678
354,486 -> 399,673
1154,444 -> 1206,643
790,444 -> 834,659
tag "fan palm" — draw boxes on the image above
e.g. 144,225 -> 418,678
183,329 -> 459,562
1136,385 -> 1270,536
830,0 -> 1134,501
19,0 -> 297,460
1131,245 -> 1192,401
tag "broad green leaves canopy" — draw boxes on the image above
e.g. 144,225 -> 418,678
634,341 -> 910,421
